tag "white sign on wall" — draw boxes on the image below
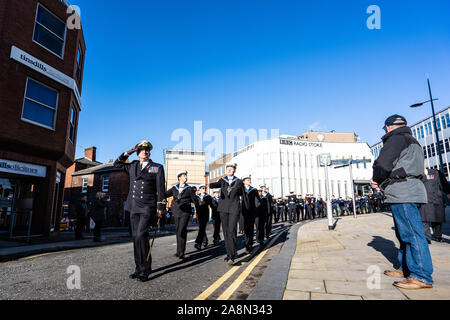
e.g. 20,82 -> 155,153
0,159 -> 47,178
10,45 -> 82,109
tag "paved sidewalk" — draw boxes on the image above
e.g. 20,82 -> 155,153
283,213 -> 450,300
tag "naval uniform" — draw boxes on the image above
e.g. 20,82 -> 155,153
166,184 -> 197,256
262,192 -> 274,238
211,196 -> 221,244
114,153 -> 166,277
209,176 -> 244,261
286,195 -> 298,223
242,186 -> 261,251
195,193 -> 213,247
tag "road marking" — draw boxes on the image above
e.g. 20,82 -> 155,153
194,265 -> 242,300
217,249 -> 269,300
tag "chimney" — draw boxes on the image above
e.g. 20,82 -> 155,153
85,147 -> 97,162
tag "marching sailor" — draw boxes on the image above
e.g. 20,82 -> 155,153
194,184 -> 213,250
165,171 -> 198,259
209,163 -> 244,265
241,174 -> 261,254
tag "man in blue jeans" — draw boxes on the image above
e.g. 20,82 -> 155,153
371,115 -> 433,289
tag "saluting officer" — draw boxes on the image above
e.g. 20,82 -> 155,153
209,163 -> 244,266
194,184 -> 213,250
165,171 -> 197,259
114,141 -> 165,282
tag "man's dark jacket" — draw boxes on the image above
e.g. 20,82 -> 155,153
372,126 -> 427,204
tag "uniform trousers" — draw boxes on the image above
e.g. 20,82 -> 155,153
130,210 -> 154,276
254,213 -> 266,244
174,213 -> 191,255
220,210 -> 240,259
195,210 -> 210,246
242,213 -> 255,250
212,211 -> 221,242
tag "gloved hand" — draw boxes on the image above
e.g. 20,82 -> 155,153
126,148 -> 138,155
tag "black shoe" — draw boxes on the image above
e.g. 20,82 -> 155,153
93,237 -> 104,242
259,241 -> 265,247
427,239 -> 432,245
194,243 -> 202,251
224,256 -> 230,262
213,240 -> 220,246
179,253 -> 185,260
203,243 -> 209,249
246,246 -> 253,254
227,258 -> 236,266
138,274 -> 151,282
174,253 -> 180,258
129,272 -> 139,279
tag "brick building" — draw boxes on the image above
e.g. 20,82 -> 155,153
68,162 -> 130,227
0,0 -> 85,239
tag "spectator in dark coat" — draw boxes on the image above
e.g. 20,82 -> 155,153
74,195 -> 91,240
419,166 -> 450,243
92,192 -> 109,242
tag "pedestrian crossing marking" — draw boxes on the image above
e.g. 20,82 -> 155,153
194,265 -> 242,300
217,249 -> 269,300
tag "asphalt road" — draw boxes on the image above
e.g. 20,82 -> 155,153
0,222 -> 290,300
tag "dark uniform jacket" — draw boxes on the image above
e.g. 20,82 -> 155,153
287,195 -> 298,210
209,176 -> 244,214
211,196 -> 220,220
242,186 -> 260,217
419,168 -> 450,223
260,192 -> 273,216
114,154 -> 166,213
195,193 -> 213,215
166,184 -> 197,216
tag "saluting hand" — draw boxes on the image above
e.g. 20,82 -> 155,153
126,147 -> 138,155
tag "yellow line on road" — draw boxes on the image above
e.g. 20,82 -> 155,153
194,265 -> 242,300
217,249 -> 268,300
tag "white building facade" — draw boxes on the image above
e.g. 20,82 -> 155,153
371,107 -> 450,179
227,135 -> 374,199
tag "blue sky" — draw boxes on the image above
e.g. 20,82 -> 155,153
73,0 -> 450,165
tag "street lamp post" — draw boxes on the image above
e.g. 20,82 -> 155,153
319,154 -> 334,230
410,77 -> 445,172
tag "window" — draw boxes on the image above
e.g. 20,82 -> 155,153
437,118 -> 442,132
68,106 -> 77,142
423,146 -> 428,159
102,175 -> 110,192
33,4 -> 66,58
420,126 -> 424,139
22,78 -> 58,129
412,128 -> 417,139
76,45 -> 83,82
441,116 -> 447,130
446,114 -> 450,128
82,177 -> 88,193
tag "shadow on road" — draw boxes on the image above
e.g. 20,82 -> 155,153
147,224 -> 289,281
367,236 -> 398,267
